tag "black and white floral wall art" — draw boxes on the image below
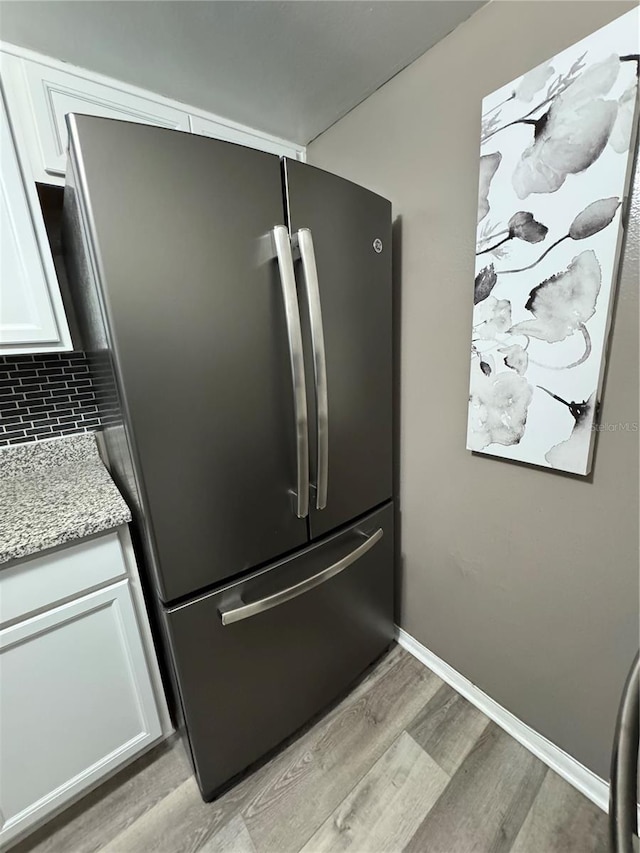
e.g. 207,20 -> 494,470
467,8 -> 639,476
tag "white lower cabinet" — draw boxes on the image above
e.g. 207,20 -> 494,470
0,577 -> 163,847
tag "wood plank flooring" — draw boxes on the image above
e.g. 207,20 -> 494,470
13,646 -> 609,853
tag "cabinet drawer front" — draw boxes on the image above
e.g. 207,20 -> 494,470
0,532 -> 126,627
22,61 -> 190,178
164,503 -> 394,799
0,579 -> 162,846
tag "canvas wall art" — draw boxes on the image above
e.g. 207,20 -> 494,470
467,8 -> 639,475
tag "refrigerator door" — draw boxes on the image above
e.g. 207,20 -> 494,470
65,116 -> 309,602
163,502 -> 394,800
284,159 -> 393,538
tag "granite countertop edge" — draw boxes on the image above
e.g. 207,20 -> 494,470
2,510 -> 133,567
0,433 -> 133,567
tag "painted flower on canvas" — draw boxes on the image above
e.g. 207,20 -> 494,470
512,56 -> 621,198
468,8 -> 639,475
468,363 -> 533,451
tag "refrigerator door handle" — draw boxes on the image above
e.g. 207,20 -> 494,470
609,650 -> 639,853
219,527 -> 383,625
295,228 -> 329,510
272,225 -> 309,519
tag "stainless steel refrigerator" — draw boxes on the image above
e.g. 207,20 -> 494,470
62,114 -> 394,800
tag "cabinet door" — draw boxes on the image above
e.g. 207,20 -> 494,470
0,580 -> 162,847
0,92 -> 71,352
18,58 -> 191,182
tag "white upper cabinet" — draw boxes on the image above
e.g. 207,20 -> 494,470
0,41 -> 304,353
0,44 -> 304,187
1,53 -> 191,185
189,114 -> 302,159
0,90 -> 71,352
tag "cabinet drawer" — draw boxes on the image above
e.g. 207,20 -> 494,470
164,503 -> 394,799
0,532 -> 126,628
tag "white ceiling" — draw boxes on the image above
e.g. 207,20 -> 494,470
0,1 -> 484,144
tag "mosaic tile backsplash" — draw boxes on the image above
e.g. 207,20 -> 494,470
0,352 -> 117,446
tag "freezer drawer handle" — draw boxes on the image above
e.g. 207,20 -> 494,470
272,225 -> 310,519
219,527 -> 383,625
295,228 -> 329,511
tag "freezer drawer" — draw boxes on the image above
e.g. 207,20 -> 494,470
163,502 -> 394,800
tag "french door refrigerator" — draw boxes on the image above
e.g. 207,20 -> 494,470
62,114 -> 394,800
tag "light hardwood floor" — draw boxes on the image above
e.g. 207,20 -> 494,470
13,646 -> 609,853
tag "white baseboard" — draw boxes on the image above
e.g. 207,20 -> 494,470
396,626 -> 610,814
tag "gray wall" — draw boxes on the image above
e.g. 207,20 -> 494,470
309,0 -> 639,779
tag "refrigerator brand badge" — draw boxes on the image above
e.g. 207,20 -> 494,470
373,238 -> 383,254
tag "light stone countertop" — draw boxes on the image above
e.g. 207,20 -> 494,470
0,433 -> 132,565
